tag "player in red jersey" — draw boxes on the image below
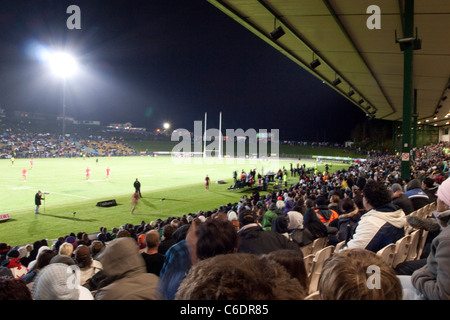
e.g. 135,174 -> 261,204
131,191 -> 139,214
205,175 -> 210,191
106,167 -> 111,179
86,167 -> 91,180
22,168 -> 27,181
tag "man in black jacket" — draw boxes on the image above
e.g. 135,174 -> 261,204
134,178 -> 142,198
34,190 -> 44,214
422,177 -> 438,204
237,209 -> 301,255
391,183 -> 414,215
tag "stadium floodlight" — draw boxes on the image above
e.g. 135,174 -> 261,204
48,52 -> 78,79
163,122 -> 170,130
48,51 -> 78,136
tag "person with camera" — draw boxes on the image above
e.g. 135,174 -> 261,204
34,191 -> 45,214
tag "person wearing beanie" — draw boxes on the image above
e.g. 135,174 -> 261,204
65,236 -> 77,250
4,249 -> 28,279
32,263 -> 93,300
399,177 -> 450,300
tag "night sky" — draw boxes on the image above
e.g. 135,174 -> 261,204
0,0 -> 368,142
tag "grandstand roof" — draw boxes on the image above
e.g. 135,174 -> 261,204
208,0 -> 450,126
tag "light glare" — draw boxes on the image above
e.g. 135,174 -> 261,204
49,52 -> 78,78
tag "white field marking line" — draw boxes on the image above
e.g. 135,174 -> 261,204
0,207 -> 32,214
41,192 -> 91,199
0,183 -> 92,200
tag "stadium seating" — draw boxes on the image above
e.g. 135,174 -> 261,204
392,235 -> 412,268
405,229 -> 422,261
303,254 -> 315,278
308,245 -> 335,294
335,240 -> 346,252
416,229 -> 429,260
376,243 -> 396,267
301,236 -> 328,256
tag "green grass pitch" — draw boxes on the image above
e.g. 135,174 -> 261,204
0,155 -> 349,247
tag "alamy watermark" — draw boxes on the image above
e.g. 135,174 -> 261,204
67,5 -> 81,30
170,121 -> 279,167
367,5 -> 381,30
366,265 -> 381,290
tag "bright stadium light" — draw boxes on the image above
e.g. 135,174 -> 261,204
48,52 -> 78,78
163,122 -> 170,130
47,51 -> 79,136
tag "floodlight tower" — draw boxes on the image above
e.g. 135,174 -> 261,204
48,52 -> 78,136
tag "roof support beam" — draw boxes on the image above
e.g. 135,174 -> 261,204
255,0 -> 373,114
322,0 -> 396,117
400,0 -> 415,180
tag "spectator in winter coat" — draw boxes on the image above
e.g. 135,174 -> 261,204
422,177 -> 438,204
343,180 -> 406,253
391,183 -> 415,215
94,237 -> 159,300
405,179 -> 430,211
400,177 -> 450,300
237,209 -> 300,255
336,198 -> 361,242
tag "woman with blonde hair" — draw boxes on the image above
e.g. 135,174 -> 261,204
58,242 -> 74,257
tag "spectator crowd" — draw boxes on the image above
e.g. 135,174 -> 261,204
0,126 -> 136,159
1,142 -> 450,300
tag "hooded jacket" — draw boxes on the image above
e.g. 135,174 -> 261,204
344,203 -> 406,252
314,205 -> 339,224
94,237 -> 159,300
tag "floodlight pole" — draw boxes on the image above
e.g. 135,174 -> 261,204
62,77 -> 67,137
219,112 -> 222,159
203,112 -> 207,159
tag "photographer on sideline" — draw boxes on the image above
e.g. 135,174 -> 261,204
35,191 -> 45,214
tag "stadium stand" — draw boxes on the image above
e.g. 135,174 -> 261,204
0,125 -> 136,159
1,141 -> 450,300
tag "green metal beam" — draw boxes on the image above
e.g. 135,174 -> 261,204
401,0 -> 415,180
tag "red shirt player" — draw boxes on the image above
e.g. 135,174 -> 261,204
30,158 -> 34,169
205,175 -> 210,191
22,168 -> 27,181
86,168 -> 91,180
106,167 -> 111,179
131,191 -> 139,214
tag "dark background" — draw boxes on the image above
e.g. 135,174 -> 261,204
0,0 -> 368,142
